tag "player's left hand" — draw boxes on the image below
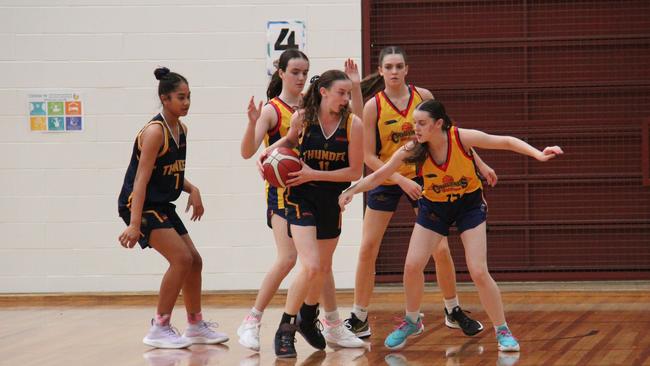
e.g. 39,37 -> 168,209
537,146 -> 564,162
338,191 -> 354,211
286,161 -> 315,186
186,187 -> 204,221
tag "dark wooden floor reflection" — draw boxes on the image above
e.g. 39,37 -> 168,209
1,285 -> 649,365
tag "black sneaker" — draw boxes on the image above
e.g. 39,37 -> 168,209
343,313 -> 372,338
274,323 -> 298,358
296,309 -> 326,350
444,306 -> 484,336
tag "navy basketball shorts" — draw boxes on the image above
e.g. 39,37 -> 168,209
266,186 -> 287,229
119,203 -> 188,249
416,189 -> 487,236
367,177 -> 423,212
284,184 -> 342,240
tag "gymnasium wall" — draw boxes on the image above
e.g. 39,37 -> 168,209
0,0 -> 363,293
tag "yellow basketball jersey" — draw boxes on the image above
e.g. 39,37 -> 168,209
420,127 -> 483,202
375,85 -> 422,184
265,97 -> 295,210
265,97 -> 294,147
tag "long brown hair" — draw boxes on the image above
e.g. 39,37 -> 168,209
267,49 -> 309,100
302,70 -> 351,125
360,46 -> 409,101
404,100 -> 453,165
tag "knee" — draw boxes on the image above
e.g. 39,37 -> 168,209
171,251 -> 194,273
303,262 -> 324,281
190,252 -> 203,272
277,253 -> 298,273
468,264 -> 491,285
431,242 -> 451,261
358,239 -> 380,263
403,260 -> 423,278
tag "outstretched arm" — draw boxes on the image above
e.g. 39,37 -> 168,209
339,145 -> 411,211
459,128 -> 563,162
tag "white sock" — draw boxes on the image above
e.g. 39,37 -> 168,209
444,296 -> 459,313
352,304 -> 368,322
494,322 -> 508,332
405,311 -> 420,324
248,307 -> 263,321
325,309 -> 340,323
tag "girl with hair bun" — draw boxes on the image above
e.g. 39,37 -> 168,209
118,67 -> 228,349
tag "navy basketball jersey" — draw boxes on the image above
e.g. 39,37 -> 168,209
118,113 -> 187,211
299,113 -> 354,192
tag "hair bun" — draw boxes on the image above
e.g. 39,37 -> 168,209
154,67 -> 171,80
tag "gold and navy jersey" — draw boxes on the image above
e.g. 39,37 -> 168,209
418,127 -> 482,202
265,97 -> 295,210
265,97 -> 294,147
118,114 -> 186,211
299,113 -> 354,192
375,84 -> 422,184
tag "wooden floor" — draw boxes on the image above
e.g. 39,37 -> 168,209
2,283 -> 650,366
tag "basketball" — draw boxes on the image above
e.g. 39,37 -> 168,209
262,147 -> 302,188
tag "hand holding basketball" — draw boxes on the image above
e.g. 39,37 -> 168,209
262,147 -> 302,188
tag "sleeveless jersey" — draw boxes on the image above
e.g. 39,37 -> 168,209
299,113 -> 354,192
265,97 -> 294,210
118,113 -> 186,211
375,84 -> 422,184
418,127 -> 482,202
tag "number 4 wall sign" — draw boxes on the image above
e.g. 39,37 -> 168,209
28,92 -> 84,132
266,20 -> 306,76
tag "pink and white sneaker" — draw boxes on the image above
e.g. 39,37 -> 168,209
183,320 -> 229,345
143,319 -> 192,349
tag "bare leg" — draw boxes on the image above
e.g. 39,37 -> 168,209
403,224 -> 445,312
460,222 -> 506,326
148,228 -> 194,315
284,225 -> 323,315
317,238 -> 341,313
353,208 -> 394,308
431,237 -> 458,301
253,214 -> 297,312
179,234 -> 203,314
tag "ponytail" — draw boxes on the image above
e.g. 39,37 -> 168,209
360,73 -> 385,102
266,70 -> 283,100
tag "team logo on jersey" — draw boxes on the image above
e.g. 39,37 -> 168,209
390,123 -> 415,143
429,175 -> 470,194
384,119 -> 398,125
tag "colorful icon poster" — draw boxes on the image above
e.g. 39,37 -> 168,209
28,92 -> 84,132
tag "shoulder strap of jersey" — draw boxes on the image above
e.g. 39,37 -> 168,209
137,120 -> 168,157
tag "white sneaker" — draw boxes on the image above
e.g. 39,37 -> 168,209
237,316 -> 261,351
182,320 -> 229,345
322,319 -> 366,348
143,319 -> 193,349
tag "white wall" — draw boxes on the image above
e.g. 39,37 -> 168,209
0,0 -> 363,293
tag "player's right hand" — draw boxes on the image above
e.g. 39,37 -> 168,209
398,177 -> 422,201
257,147 -> 272,179
119,224 -> 142,249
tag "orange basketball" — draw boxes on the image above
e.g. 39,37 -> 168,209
262,147 -> 302,188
